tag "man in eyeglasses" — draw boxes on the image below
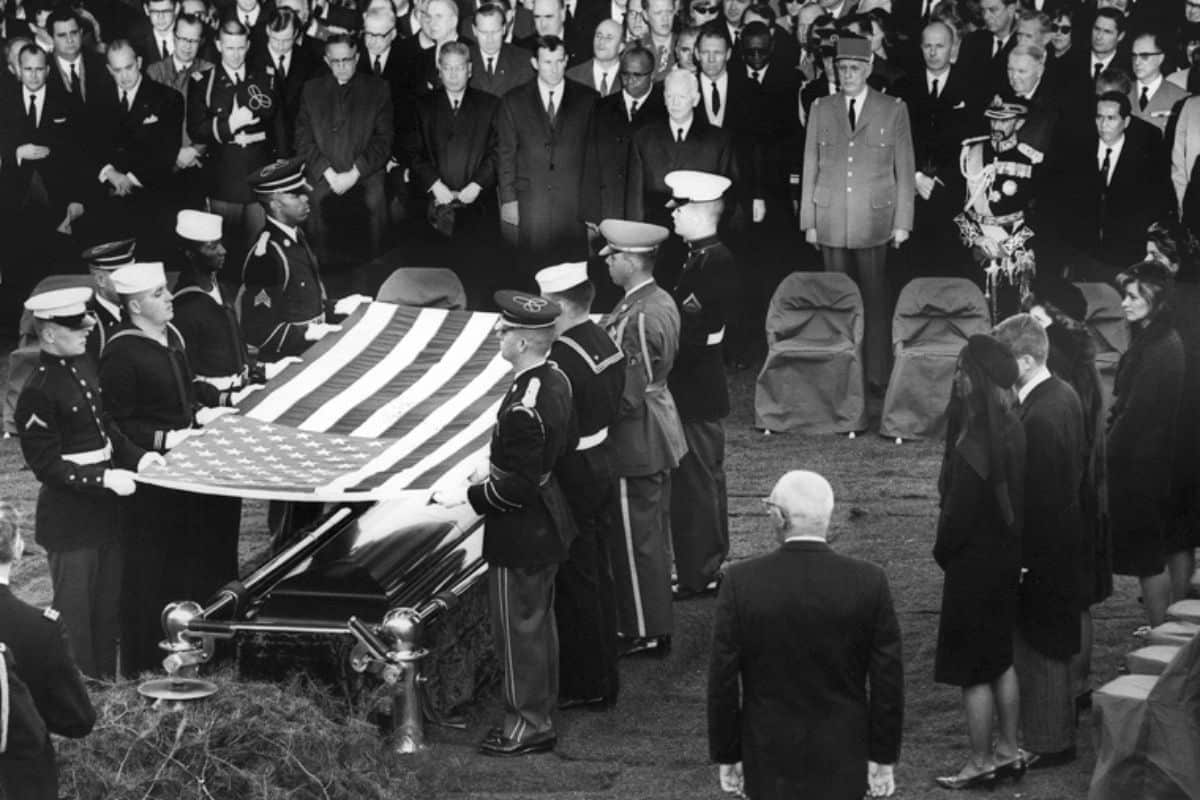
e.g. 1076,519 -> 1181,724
1128,30 -> 1184,134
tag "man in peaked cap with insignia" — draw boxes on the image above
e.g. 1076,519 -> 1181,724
800,32 -> 915,396
80,238 -> 137,360
598,218 -> 687,658
664,170 -> 737,601
535,261 -> 626,710
433,290 -> 579,756
14,286 -> 162,679
955,96 -> 1040,315
0,503 -> 97,800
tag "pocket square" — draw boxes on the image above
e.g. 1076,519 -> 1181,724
953,101 -> 965,109
52,117 -> 66,123
143,114 -> 159,124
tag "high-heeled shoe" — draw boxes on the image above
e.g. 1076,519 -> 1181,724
934,768 -> 1000,790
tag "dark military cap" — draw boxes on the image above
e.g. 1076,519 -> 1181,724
494,290 -> 561,328
80,238 -> 136,270
835,33 -> 871,62
248,157 -> 312,197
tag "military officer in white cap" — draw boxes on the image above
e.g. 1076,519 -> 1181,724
99,261 -> 234,675
434,290 -> 578,756
80,238 -> 137,359
535,261 -> 626,709
664,170 -> 737,600
14,287 -> 162,679
598,219 -> 687,657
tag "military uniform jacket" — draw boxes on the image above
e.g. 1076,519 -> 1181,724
173,271 -> 251,407
960,135 -> 1042,223
602,281 -> 688,477
670,235 -> 736,422
800,88 -> 916,248
14,353 -> 144,551
467,360 -> 579,569
551,320 -> 625,512
84,297 -> 121,361
238,218 -> 327,361
186,65 -> 281,202
99,322 -> 197,453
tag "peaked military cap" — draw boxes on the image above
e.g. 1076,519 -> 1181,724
597,219 -> 670,256
248,157 -> 312,197
80,238 -> 137,270
25,287 -> 95,329
494,290 -> 561,328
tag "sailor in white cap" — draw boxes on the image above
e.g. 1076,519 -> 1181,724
534,262 -> 626,709
80,238 -> 138,359
99,261 -> 234,676
14,286 -> 163,679
664,169 -> 737,600
597,218 -> 687,657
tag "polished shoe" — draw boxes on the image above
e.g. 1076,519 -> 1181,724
619,635 -> 671,658
672,574 -> 722,601
478,729 -> 557,757
558,695 -> 609,711
934,768 -> 999,790
1024,746 -> 1077,771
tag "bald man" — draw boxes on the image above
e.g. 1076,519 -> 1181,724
565,18 -> 623,96
708,471 -> 904,800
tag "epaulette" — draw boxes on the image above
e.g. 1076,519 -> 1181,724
961,135 -> 989,148
520,376 -> 541,407
43,607 -> 60,622
1017,142 -> 1044,164
253,230 -> 270,257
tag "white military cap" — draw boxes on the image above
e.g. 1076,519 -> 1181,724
25,286 -> 94,320
176,209 -> 223,242
664,170 -> 732,207
111,262 -> 167,295
534,262 -> 589,294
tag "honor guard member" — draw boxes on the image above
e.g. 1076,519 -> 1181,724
186,17 -> 282,276
172,209 -> 259,598
0,504 -> 97,800
433,290 -> 578,757
239,157 -> 368,363
14,288 -> 161,680
599,219 -> 688,658
99,262 -> 233,676
535,262 -> 626,710
954,97 -> 1041,316
80,238 -> 137,360
664,171 -> 736,600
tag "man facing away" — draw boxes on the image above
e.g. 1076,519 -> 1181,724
708,470 -> 903,800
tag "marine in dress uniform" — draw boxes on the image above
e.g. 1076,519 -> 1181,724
535,262 -> 625,709
433,291 -> 578,756
0,505 -> 96,800
665,172 -> 736,599
954,97 -> 1042,317
598,219 -> 688,657
14,288 -> 155,680
81,238 -> 136,361
98,262 -> 221,676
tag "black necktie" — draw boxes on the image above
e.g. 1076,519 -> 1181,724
848,97 -> 857,129
487,57 -> 494,76
26,94 -> 36,127
278,54 -> 286,77
930,77 -> 939,98
1093,62 -> 1103,81
922,0 -> 933,19
676,127 -> 683,143
452,96 -> 460,112
1139,85 -> 1150,111
710,80 -> 721,116
629,99 -> 638,122
750,69 -> 760,83
1100,147 -> 1112,185
546,90 -> 556,122
374,55 -> 382,75
160,38 -> 170,61
243,14 -> 252,27
122,90 -> 130,112
69,62 -> 80,95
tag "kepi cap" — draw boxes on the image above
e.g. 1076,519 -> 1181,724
494,290 -> 561,328
598,219 -> 670,256
25,287 -> 95,329
111,262 -> 168,295
535,262 -> 589,295
834,33 -> 871,61
665,170 -> 732,208
248,157 -> 312,197
984,95 -> 1028,120
80,238 -> 136,270
176,209 -> 223,242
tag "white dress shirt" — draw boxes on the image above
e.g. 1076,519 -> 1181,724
1017,364 -> 1052,404
700,71 -> 728,127
844,86 -> 867,126
593,61 -> 619,94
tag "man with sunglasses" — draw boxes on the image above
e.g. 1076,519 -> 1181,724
15,286 -> 161,680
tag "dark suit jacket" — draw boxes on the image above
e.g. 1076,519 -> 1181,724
581,85 -> 665,222
0,81 -> 92,213
407,86 -> 499,193
755,63 -> 803,213
469,44 -> 534,98
956,29 -> 1017,98
566,58 -> 621,97
626,117 -> 737,227
708,540 -> 903,800
93,78 -> 184,190
48,51 -> 111,108
905,66 -> 983,231
563,0 -> 608,68
250,43 -> 323,156
295,72 -> 394,185
800,74 -> 835,119
699,70 -> 764,204
126,16 -> 174,65
495,78 -> 597,265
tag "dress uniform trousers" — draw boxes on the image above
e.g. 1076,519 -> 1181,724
47,546 -> 122,680
670,419 -> 729,593
490,564 -> 559,740
613,471 -> 674,639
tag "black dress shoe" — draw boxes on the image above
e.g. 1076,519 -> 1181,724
478,730 -> 557,757
1025,746 -> 1077,771
671,574 -> 722,601
934,768 -> 999,790
618,635 -> 671,658
558,696 -> 609,711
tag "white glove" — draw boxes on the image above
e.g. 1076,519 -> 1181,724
304,322 -> 342,342
468,457 -> 490,485
227,95 -> 259,133
196,406 -> 237,426
332,294 -> 371,316
263,356 -> 302,380
432,485 -> 469,508
164,428 -> 197,450
136,452 -> 166,472
231,384 -> 264,404
718,763 -> 744,796
867,762 -> 895,798
102,468 -> 137,496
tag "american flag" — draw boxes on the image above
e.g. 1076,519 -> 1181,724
136,303 -> 510,501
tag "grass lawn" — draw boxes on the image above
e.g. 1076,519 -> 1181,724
0,360 -> 1145,799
